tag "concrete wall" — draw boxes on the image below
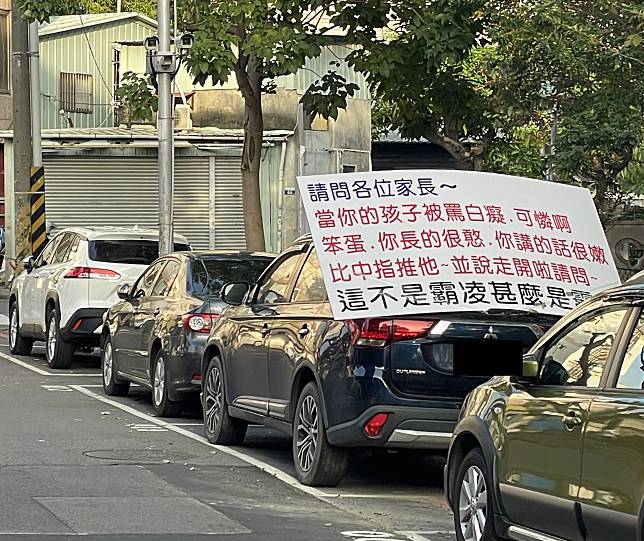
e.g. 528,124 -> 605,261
192,88 -> 299,131
605,221 -> 644,281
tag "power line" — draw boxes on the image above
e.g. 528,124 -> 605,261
41,92 -> 113,107
77,14 -> 114,100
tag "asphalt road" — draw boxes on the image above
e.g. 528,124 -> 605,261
0,300 -> 455,540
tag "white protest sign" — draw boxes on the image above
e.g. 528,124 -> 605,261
297,170 -> 621,320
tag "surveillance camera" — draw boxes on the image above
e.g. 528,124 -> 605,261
176,33 -> 194,52
144,35 -> 159,52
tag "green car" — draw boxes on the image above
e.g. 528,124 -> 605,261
445,284 -> 644,541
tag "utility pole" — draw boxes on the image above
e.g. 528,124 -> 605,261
11,1 -> 32,271
157,0 -> 173,256
29,22 -> 41,168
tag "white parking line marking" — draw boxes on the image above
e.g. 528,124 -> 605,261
0,351 -> 101,377
169,423 -> 204,427
127,423 -> 168,433
69,385 -> 340,500
41,385 -> 73,392
397,533 -> 455,541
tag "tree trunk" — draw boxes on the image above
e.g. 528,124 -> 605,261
428,134 -> 480,171
235,62 -> 266,252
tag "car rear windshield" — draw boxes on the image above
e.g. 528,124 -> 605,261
89,240 -> 191,265
191,257 -> 273,297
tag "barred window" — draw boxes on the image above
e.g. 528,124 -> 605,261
59,72 -> 93,114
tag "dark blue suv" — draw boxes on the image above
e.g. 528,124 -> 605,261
200,236 -> 559,486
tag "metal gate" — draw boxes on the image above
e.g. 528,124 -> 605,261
42,154 -> 246,250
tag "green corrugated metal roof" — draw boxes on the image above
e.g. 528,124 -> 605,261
40,12 -> 156,37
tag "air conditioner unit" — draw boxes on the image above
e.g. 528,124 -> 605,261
174,104 -> 193,130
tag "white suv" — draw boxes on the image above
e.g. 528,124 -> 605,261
9,227 -> 190,368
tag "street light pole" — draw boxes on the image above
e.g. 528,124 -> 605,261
157,0 -> 174,255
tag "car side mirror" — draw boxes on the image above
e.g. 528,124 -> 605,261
221,282 -> 249,306
519,354 -> 539,383
23,256 -> 34,273
117,283 -> 131,300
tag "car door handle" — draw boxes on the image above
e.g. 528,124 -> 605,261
562,410 -> 583,429
298,325 -> 310,338
261,324 -> 270,337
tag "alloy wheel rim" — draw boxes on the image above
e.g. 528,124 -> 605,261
296,395 -> 319,473
47,315 -> 57,360
204,366 -> 223,435
458,465 -> 488,541
153,358 -> 165,407
9,308 -> 17,349
103,342 -> 113,385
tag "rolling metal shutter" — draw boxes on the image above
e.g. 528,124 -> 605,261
43,156 -> 159,231
213,156 -> 246,250
174,157 -> 210,249
42,155 -> 245,250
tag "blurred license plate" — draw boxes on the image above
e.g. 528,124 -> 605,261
452,340 -> 524,376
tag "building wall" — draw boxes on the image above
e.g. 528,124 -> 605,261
40,19 -> 155,129
0,0 -> 12,130
192,88 -> 300,131
605,221 -> 644,282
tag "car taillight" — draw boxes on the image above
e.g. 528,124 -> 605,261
182,314 -> 219,333
352,318 -> 436,346
364,413 -> 390,437
65,267 -> 121,279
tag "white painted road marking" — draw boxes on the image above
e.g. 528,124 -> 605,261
127,423 -> 168,433
2,350 -> 451,536
41,385 -> 73,392
0,351 -> 101,377
396,532 -> 455,541
69,385 -> 339,501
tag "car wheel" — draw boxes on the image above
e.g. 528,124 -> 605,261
102,336 -> 130,397
46,308 -> 74,369
202,354 -> 247,445
454,448 -> 499,541
9,302 -> 33,356
292,381 -> 348,487
151,350 -> 181,417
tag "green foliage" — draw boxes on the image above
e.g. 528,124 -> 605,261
620,146 -> 644,195
341,0 -> 491,169
489,0 -> 644,220
182,0 -> 360,117
300,68 -> 360,121
18,0 -> 155,20
115,71 -> 158,128
485,124 -> 545,179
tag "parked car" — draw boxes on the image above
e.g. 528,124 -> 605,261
199,235 -> 560,486
101,251 -> 275,416
9,227 -> 190,368
444,283 -> 644,541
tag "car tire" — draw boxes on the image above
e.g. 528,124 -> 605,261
9,302 -> 33,356
454,448 -> 499,541
45,308 -> 74,369
202,355 -> 247,445
292,382 -> 348,487
102,336 -> 130,397
151,350 -> 181,417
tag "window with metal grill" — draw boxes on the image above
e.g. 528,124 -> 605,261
59,72 -> 94,114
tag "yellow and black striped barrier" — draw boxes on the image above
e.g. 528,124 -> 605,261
30,166 -> 46,257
